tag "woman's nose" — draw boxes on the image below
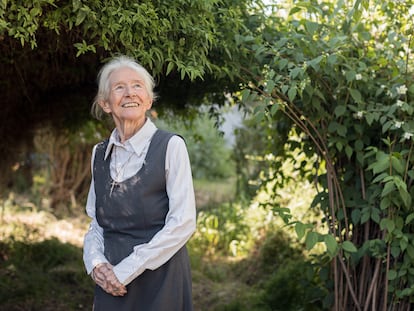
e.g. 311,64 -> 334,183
125,85 -> 137,96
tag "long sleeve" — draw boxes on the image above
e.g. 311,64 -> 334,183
112,136 -> 196,285
82,146 -> 109,274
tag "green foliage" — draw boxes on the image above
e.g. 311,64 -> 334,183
190,202 -> 253,257
155,110 -> 235,180
1,164 -> 325,310
260,261 -> 324,311
0,0 -> 262,189
231,230 -> 326,311
236,0 -> 414,309
1,0 -> 259,80
0,239 -> 93,310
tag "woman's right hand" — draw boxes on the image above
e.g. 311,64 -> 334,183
92,263 -> 127,296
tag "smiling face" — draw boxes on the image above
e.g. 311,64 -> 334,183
99,67 -> 153,127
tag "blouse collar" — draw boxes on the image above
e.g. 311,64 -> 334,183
104,118 -> 158,160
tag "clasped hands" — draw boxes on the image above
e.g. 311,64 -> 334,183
92,263 -> 127,296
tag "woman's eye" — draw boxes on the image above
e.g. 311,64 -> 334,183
133,83 -> 141,89
113,85 -> 125,92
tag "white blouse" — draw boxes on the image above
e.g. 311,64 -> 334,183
82,118 -> 196,285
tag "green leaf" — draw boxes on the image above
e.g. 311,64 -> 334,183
399,187 -> 411,208
290,67 -> 302,79
345,145 -> 353,159
241,89 -> 251,102
361,208 -> 370,224
365,112 -> 375,125
324,234 -> 338,257
337,124 -> 347,137
380,218 -> 395,232
382,120 -> 393,133
305,21 -> 319,35
349,88 -> 362,103
405,213 -> 414,224
75,9 -> 87,26
388,269 -> 397,281
305,231 -> 319,250
382,181 -> 396,197
400,239 -> 408,251
295,222 -> 306,240
327,54 -> 337,65
372,172 -> 389,183
354,139 -> 364,151
336,141 -> 343,151
265,80 -> 275,94
367,152 -> 390,174
288,86 -> 297,101
334,105 -> 346,117
371,208 -> 380,224
406,245 -> 414,260
270,103 -> 279,115
308,55 -> 323,70
390,154 -> 404,174
346,70 -> 356,81
289,6 -> 303,15
342,241 -> 358,253
166,62 -> 175,76
278,59 -> 289,70
380,197 -> 391,210
351,209 -> 361,224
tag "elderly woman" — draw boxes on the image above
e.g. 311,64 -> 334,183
83,55 -> 196,311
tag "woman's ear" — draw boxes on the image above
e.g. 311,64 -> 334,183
147,100 -> 153,111
99,100 -> 111,114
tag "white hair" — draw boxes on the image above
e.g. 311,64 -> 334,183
91,55 -> 157,120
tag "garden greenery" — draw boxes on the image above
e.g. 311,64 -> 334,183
0,0 -> 262,189
238,0 -> 414,309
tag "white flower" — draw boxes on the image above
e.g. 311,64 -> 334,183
397,85 -> 408,95
410,5 -> 414,17
403,132 -> 413,140
396,100 -> 405,107
355,74 -> 362,80
387,90 -> 393,97
354,111 -> 364,119
395,121 -> 404,128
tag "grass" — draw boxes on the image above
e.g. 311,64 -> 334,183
0,239 -> 93,311
0,198 -> 93,311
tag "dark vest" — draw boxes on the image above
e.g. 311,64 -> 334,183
93,129 -> 175,265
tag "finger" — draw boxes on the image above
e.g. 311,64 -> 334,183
106,275 -> 127,293
97,268 -> 126,295
93,270 -> 107,284
110,286 -> 127,296
101,281 -> 126,296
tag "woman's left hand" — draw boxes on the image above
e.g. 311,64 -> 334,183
92,263 -> 127,296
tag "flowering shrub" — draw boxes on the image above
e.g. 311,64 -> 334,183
239,0 -> 414,309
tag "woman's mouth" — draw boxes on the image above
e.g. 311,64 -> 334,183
121,102 -> 140,108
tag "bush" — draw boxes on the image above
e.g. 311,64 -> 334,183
232,230 -> 326,311
155,109 -> 235,180
0,239 -> 94,311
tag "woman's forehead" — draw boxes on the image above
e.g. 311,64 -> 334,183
109,67 -> 144,83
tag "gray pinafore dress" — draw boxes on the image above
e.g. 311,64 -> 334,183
92,129 -> 193,311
